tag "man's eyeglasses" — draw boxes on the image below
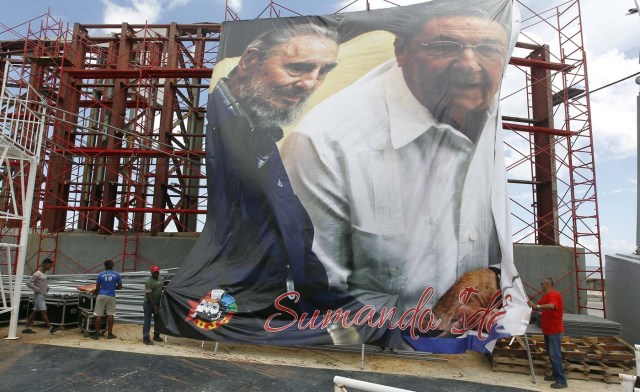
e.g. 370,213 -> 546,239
419,41 -> 506,61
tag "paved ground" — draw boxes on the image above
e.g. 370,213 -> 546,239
1,322 -> 622,391
1,343 -> 535,392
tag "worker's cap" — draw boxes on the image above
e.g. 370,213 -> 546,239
151,265 -> 161,273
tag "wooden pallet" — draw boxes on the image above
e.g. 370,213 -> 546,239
491,362 -> 622,383
490,335 -> 636,384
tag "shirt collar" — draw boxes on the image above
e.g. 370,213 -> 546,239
384,63 -> 472,150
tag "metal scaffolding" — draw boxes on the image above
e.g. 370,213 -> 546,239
0,60 -> 48,338
1,13 -> 220,273
505,0 -> 605,316
0,0 -> 605,316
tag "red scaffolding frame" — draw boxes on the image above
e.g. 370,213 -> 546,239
0,0 -> 605,315
1,14 -> 219,273
503,0 -> 605,316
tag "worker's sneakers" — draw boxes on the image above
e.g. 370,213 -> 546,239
91,333 -> 99,340
543,376 -> 555,381
143,338 -> 153,345
550,382 -> 568,389
152,336 -> 163,343
22,328 -> 36,334
107,333 -> 117,339
49,326 -> 60,334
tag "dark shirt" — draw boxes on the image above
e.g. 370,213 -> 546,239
145,276 -> 165,305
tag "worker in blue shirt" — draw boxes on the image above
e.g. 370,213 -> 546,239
92,259 -> 122,340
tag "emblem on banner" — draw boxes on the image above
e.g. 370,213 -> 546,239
187,289 -> 237,330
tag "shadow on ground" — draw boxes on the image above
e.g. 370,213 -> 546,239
1,343 -> 534,391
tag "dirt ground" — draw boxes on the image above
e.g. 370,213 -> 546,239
0,323 -> 622,392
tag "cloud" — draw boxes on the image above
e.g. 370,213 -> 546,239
599,226 -> 636,261
611,187 -> 636,194
581,1 -> 639,59
605,177 -> 637,194
226,0 -> 243,12
336,0 -> 424,11
586,49 -> 638,160
527,1 -> 639,59
167,0 -> 190,9
101,0 -> 192,25
508,2 -> 639,162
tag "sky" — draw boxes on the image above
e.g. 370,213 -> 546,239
2,0 -> 639,263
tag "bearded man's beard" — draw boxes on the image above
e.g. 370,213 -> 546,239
235,77 -> 312,129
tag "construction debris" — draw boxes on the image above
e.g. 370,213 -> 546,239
491,335 -> 637,384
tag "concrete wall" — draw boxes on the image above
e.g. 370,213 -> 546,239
605,254 -> 640,345
514,244 -> 585,314
24,232 -> 199,274
21,233 -> 581,312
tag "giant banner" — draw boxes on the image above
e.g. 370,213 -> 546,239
159,0 -> 531,353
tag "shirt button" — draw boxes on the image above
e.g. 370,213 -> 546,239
469,229 -> 478,241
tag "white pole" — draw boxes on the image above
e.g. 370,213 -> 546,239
333,376 -> 416,392
0,61 -> 8,108
619,373 -> 637,392
6,156 -> 39,339
636,85 -> 640,254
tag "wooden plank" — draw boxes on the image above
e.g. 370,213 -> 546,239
491,335 -> 633,385
493,363 -> 622,384
613,336 -> 637,351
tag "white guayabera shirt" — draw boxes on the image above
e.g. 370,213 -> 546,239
283,60 -> 494,304
283,61 -> 528,336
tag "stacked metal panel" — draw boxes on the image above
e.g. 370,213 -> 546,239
561,314 -> 622,337
532,313 -> 622,337
2,269 -> 176,325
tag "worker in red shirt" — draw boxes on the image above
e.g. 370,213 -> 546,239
528,277 -> 567,389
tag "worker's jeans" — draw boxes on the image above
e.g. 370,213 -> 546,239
544,333 -> 567,385
143,301 -> 160,340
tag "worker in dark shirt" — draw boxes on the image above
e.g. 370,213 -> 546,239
143,265 -> 165,345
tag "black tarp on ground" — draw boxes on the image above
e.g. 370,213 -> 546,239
0,343 -> 534,392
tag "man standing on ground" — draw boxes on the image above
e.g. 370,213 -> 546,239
93,259 -> 122,340
22,258 -> 59,334
528,277 -> 567,389
143,265 -> 164,345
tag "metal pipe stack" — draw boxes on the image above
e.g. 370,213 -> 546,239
1,269 -> 177,324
